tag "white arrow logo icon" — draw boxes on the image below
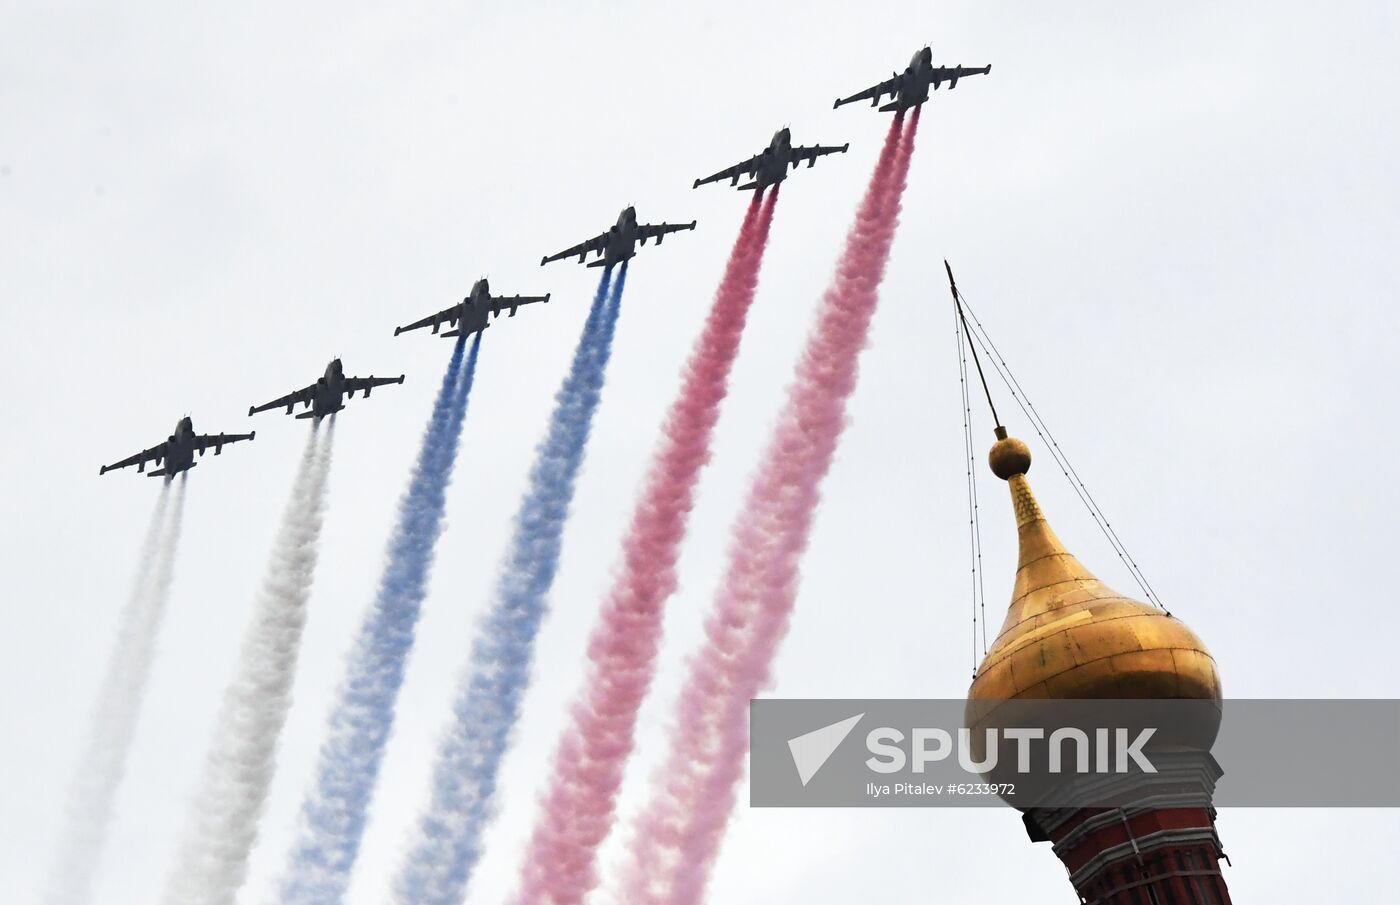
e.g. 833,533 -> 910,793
787,713 -> 864,786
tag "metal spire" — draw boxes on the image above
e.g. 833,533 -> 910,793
945,260 -> 1005,438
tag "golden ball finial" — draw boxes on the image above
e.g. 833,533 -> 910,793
988,432 -> 1031,480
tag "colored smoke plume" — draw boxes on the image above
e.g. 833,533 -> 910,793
45,475 -> 188,905
393,265 -> 625,905
160,420 -> 336,905
617,111 -> 919,905
276,335 -> 481,905
513,189 -> 779,905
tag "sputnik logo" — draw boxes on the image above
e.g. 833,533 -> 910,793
787,713 -> 865,786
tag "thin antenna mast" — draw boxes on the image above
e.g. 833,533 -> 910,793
945,260 -> 1004,437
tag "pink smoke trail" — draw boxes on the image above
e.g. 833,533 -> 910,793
513,188 -> 780,905
618,110 -> 921,905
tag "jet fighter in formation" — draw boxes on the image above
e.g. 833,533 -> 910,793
249,358 -> 404,421
541,206 -> 696,269
100,416 -> 255,478
395,278 -> 551,339
835,46 -> 990,113
100,43 -> 990,480
694,128 -> 849,192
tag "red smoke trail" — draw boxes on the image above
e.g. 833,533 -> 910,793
618,110 -> 921,905
513,188 -> 780,905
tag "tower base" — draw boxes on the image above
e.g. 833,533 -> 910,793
1021,752 -> 1233,905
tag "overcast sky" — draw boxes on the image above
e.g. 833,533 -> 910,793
3,2 -> 1398,903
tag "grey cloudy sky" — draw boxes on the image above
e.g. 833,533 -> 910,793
3,1 -> 1397,902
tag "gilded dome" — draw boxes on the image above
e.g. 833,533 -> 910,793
966,435 -> 1222,706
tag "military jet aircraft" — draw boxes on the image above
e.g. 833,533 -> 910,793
249,358 -> 404,421
834,46 -> 990,113
394,277 -> 551,339
694,128 -> 849,192
99,416 -> 254,478
540,206 -> 696,269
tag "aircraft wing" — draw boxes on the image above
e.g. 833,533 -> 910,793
790,143 -> 850,168
636,221 -> 697,245
488,293 -> 551,318
834,73 -> 903,109
541,232 -> 608,266
249,384 -> 315,416
192,431 -> 255,456
693,154 -> 760,188
394,304 -> 460,336
929,64 -> 991,89
344,374 -> 406,396
99,442 -> 169,475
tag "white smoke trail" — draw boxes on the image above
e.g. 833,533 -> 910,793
45,475 -> 189,905
159,422 -> 335,905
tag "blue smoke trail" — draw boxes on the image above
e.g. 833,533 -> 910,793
393,265 -> 627,905
277,334 -> 482,905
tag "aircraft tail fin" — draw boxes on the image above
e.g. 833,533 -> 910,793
585,259 -> 609,268
147,463 -> 194,478
737,181 -> 760,191
879,100 -> 903,112
294,411 -> 318,420
440,329 -> 462,338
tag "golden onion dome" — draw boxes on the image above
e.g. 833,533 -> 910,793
967,431 -> 1222,705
